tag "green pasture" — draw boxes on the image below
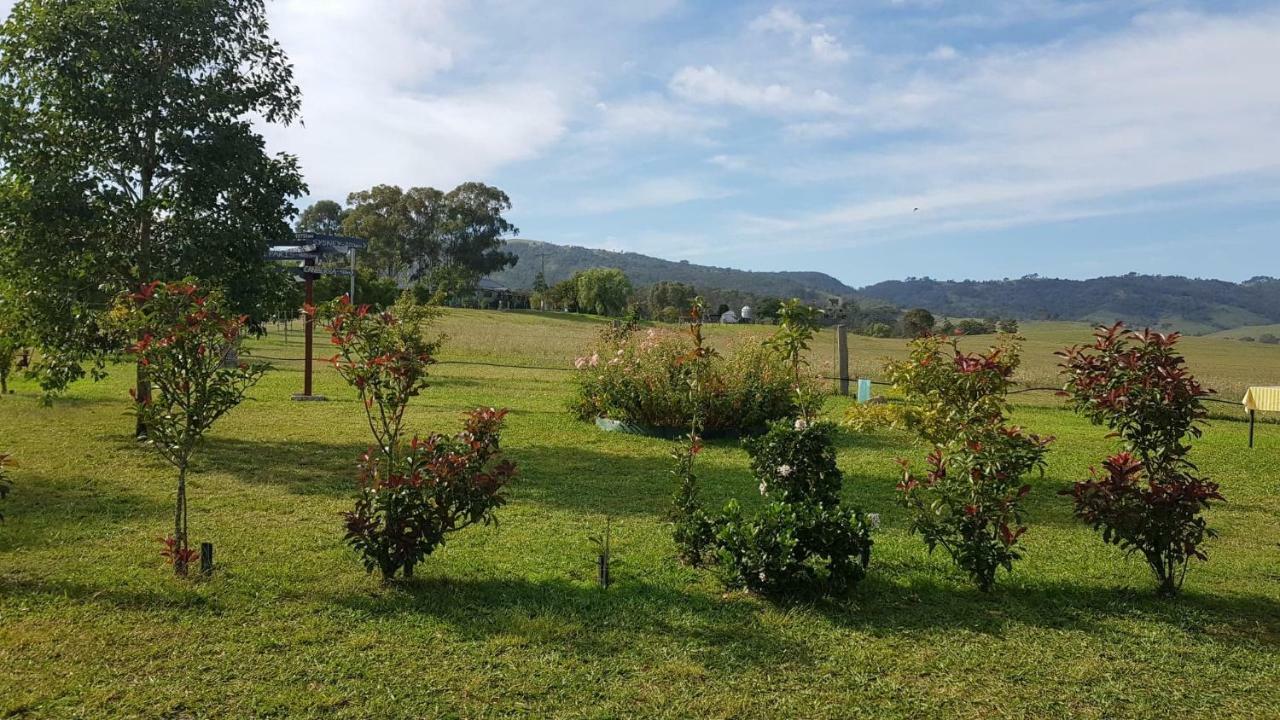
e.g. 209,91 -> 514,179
1,310 -> 1277,719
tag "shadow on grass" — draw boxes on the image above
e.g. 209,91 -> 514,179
0,573 -> 221,612
331,574 -> 811,670
197,437 -> 360,497
0,471 -> 170,552
820,572 -> 1280,648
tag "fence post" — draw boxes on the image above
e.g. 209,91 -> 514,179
835,325 -> 850,396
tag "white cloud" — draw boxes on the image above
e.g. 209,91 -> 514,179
749,6 -> 852,64
586,95 -> 724,142
739,9 -> 1280,245
574,177 -> 730,214
257,0 -> 574,201
669,65 -> 846,114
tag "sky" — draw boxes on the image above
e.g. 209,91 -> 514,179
9,0 -> 1280,287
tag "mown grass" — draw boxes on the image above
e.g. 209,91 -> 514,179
1,309 -> 1278,719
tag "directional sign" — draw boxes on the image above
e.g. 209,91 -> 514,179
295,266 -> 353,277
295,232 -> 368,251
267,250 -> 319,261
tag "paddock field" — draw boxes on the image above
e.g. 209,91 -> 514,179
1,309 -> 1277,719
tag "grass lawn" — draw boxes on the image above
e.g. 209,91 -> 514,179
1,309 -> 1278,719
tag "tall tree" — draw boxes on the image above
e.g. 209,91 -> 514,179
340,182 -> 518,283
438,182 -> 518,279
0,0 -> 304,413
342,185 -> 445,280
296,199 -> 347,235
574,268 -> 632,317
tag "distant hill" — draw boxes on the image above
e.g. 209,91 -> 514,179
489,239 -> 856,300
857,274 -> 1280,334
487,239 -> 1278,334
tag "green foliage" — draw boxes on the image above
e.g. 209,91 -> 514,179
885,334 -> 1022,445
865,322 -> 893,338
574,268 -> 633,317
1059,323 -> 1221,594
900,308 -> 936,338
314,294 -> 442,459
647,282 -> 697,319
570,327 -> 808,434
296,200 -> 347,234
711,421 -> 873,596
889,334 -> 1051,590
841,402 -> 901,432
316,294 -> 510,580
765,299 -> 820,380
898,430 -> 1050,592
112,281 -> 269,575
314,270 -> 401,311
343,408 -> 516,580
1258,333 -> 1279,344
0,287 -> 29,395
0,0 -> 304,395
670,434 -> 714,566
341,182 -> 517,282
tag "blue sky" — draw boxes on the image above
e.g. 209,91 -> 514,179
137,2 -> 1280,284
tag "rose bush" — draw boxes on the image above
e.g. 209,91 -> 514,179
571,326 -> 811,435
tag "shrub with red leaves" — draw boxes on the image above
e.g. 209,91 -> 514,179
314,294 -> 514,580
114,281 -> 267,576
898,424 -> 1051,592
1059,323 -> 1222,595
343,408 -> 516,580
890,334 -> 1052,591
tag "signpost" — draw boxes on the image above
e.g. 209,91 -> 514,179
265,233 -> 367,401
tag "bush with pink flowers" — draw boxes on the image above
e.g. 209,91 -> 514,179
570,325 -> 807,435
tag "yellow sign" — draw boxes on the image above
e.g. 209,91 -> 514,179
1242,386 -> 1280,413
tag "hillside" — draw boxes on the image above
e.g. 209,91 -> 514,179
857,274 -> 1280,334
489,238 -> 856,300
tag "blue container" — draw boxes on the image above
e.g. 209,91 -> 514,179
857,378 -> 872,404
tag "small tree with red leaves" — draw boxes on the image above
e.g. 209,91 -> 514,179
891,334 -> 1052,591
314,294 -> 515,580
114,281 -> 268,576
1059,323 -> 1222,595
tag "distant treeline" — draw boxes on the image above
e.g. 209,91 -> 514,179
532,269 -> 1015,339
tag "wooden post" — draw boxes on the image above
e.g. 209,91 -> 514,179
835,324 -> 850,396
303,264 -> 314,398
1249,409 -> 1255,448
199,542 -> 214,576
348,247 -> 356,302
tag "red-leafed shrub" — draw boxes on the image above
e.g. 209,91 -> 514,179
343,408 -> 516,580
887,334 -> 1052,591
315,294 -> 514,580
1059,323 -> 1222,595
113,281 -> 268,575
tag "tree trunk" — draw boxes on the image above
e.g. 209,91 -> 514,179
174,466 -> 188,577
134,362 -> 151,439
135,126 -> 156,439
